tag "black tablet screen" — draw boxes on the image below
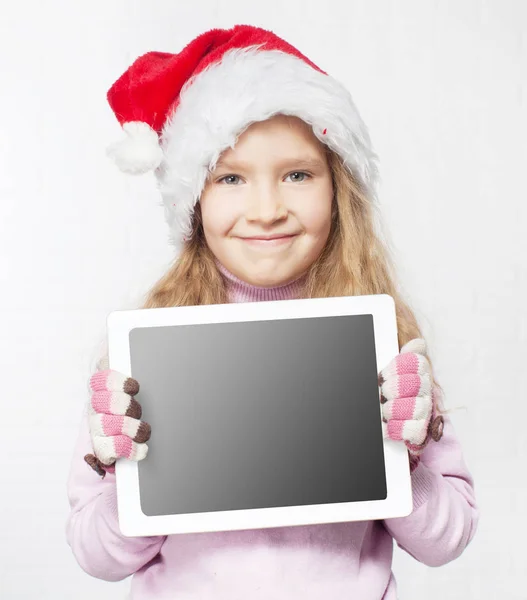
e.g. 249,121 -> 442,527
130,313 -> 387,516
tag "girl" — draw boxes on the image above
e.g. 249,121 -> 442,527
66,24 -> 478,599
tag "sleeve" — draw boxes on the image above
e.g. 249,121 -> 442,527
65,408 -> 167,582
382,413 -> 479,567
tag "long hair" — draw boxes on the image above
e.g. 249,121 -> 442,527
94,146 -> 444,411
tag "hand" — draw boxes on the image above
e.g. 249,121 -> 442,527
84,369 -> 151,478
378,338 -> 444,468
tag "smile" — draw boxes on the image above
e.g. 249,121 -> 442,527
239,234 -> 298,247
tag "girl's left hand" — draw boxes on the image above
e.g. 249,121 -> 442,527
378,338 -> 444,466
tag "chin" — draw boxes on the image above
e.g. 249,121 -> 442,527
222,253 -> 306,288
249,276 -> 284,288
244,269 -> 298,288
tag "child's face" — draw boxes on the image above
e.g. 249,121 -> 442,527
200,115 -> 333,287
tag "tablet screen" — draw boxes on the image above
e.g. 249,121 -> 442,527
130,313 -> 387,517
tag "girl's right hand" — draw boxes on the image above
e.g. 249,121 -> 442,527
84,369 -> 152,478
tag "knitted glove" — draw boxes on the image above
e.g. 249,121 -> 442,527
84,369 -> 151,478
378,338 -> 444,471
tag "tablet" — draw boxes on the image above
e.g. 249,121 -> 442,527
108,294 -> 412,537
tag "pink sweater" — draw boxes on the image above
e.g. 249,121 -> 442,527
66,264 -> 479,599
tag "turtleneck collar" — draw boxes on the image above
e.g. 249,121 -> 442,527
215,259 -> 306,303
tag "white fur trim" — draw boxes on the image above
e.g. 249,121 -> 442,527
156,46 -> 379,252
107,121 -> 164,175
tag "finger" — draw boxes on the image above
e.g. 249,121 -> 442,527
89,413 -> 151,443
90,389 -> 142,419
383,422 -> 428,454
378,352 -> 431,384
89,369 -> 140,395
384,418 -> 429,445
380,373 -> 432,402
405,439 -> 428,456
92,435 -> 149,464
381,393 -> 433,422
378,338 -> 427,382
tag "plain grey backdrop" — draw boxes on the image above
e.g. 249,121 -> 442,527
1,0 -> 525,598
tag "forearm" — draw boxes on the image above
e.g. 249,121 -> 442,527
383,460 -> 478,566
383,414 -> 479,566
66,412 -> 166,581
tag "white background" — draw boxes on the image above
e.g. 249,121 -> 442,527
1,0 -> 525,598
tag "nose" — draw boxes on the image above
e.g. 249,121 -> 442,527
245,184 -> 288,224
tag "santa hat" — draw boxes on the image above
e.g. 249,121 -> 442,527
106,24 -> 379,253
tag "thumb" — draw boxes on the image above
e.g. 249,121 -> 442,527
400,338 -> 427,356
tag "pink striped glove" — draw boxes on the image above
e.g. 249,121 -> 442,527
378,338 -> 444,471
84,369 -> 151,478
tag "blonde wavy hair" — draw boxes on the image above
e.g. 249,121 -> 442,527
95,144 -> 444,411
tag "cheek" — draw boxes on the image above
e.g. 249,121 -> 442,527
297,193 -> 333,236
201,196 -> 240,236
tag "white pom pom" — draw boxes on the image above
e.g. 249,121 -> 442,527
106,121 -> 164,175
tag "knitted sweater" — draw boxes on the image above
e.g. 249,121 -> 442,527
66,264 -> 479,599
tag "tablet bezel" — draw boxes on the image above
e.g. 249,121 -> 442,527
108,294 -> 412,537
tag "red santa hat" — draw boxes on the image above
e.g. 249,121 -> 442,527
106,24 -> 379,252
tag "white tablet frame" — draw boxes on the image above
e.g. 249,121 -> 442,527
108,294 -> 412,537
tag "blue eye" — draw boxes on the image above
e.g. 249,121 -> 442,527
285,171 -> 311,182
218,175 -> 241,185
217,172 -> 311,185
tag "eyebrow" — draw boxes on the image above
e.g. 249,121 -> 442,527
213,156 -> 326,171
